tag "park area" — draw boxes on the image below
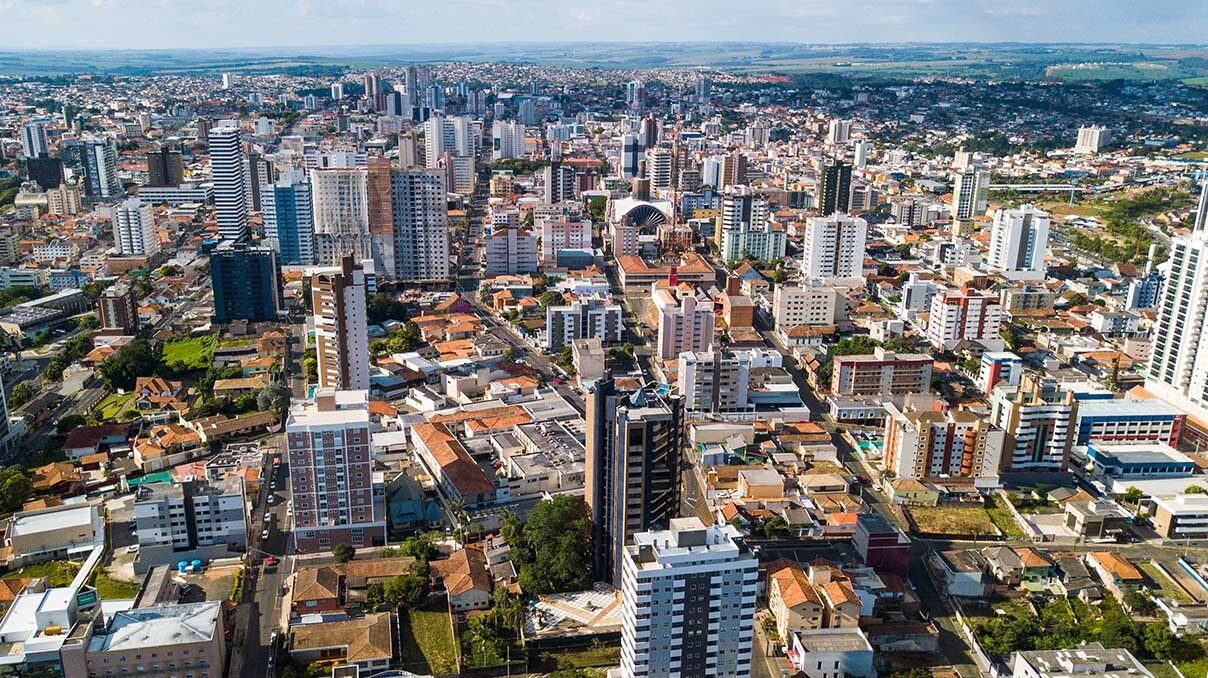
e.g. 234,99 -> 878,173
398,603 -> 458,675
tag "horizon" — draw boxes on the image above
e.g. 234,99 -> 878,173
3,0 -> 1205,51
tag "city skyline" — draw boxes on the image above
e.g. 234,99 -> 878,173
1,0 -> 1204,50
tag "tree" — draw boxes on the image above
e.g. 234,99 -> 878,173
1123,486 -> 1144,505
398,534 -> 437,562
539,291 -> 565,308
77,315 -> 100,331
10,382 -> 35,408
98,337 -> 158,390
514,495 -> 592,594
333,543 -> 355,564
0,467 -> 33,513
257,383 -> 291,416
1185,485 -> 1207,494
56,414 -> 87,435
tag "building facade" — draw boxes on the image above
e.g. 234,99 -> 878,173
313,255 -> 370,391
801,214 -> 867,283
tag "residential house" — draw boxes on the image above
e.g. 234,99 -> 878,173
431,546 -> 492,613
1086,551 -> 1145,605
930,550 -> 988,598
133,376 -> 191,422
292,566 -> 345,616
288,612 -> 394,674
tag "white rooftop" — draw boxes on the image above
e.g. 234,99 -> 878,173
88,601 -> 220,652
9,504 -> 97,538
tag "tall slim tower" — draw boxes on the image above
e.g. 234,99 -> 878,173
20,122 -> 48,158
389,168 -> 449,283
261,177 -> 315,265
988,204 -> 1050,280
800,213 -> 867,282
286,389 -> 386,553
620,518 -> 757,678
585,381 -> 683,585
208,126 -> 248,242
952,167 -> 990,220
817,158 -> 852,216
1147,179 -> 1208,419
312,255 -> 370,391
112,197 -> 158,256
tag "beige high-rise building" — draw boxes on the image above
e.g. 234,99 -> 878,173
312,255 -> 369,391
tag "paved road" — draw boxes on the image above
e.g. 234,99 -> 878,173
239,455 -> 291,678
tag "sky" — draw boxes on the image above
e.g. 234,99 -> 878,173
0,0 -> 1204,50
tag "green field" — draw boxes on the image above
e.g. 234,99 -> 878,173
3,560 -> 81,587
542,645 -> 621,670
1139,562 -> 1193,604
399,603 -> 457,675
92,568 -> 142,600
907,506 -> 998,536
161,334 -> 217,371
96,391 -> 136,421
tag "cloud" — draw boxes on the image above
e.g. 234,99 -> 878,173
0,0 -> 1203,49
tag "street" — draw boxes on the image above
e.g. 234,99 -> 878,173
238,452 -> 291,678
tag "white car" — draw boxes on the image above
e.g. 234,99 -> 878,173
125,544 -> 140,554
261,529 -> 270,540
263,513 -> 271,522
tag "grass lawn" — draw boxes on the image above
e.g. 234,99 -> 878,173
161,334 -> 217,371
96,391 -> 136,421
907,506 -> 998,536
3,560 -> 81,587
985,498 -> 1026,539
92,568 -> 142,600
1139,562 -> 1193,603
399,603 -> 457,675
1149,643 -> 1208,678
545,645 -> 620,670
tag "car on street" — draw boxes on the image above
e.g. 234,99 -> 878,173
261,528 -> 270,540
125,544 -> 139,553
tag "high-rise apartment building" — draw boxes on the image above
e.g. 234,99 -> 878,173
98,282 -> 139,335
146,145 -> 185,187
677,347 -> 781,413
772,281 -> 843,329
309,167 -> 371,265
209,241 -> 282,323
423,114 -> 475,168
586,382 -> 683,585
719,150 -> 748,188
883,403 -> 1006,479
21,122 -> 48,158
827,119 -> 852,145
979,352 -> 1024,397
483,226 -> 538,277
645,147 -> 674,190
26,156 -> 64,191
542,161 -> 578,203
816,159 -> 852,216
389,168 -> 450,283
539,215 -> 593,266
112,197 -> 158,256
951,167 -> 990,220
313,255 -> 370,391
261,176 -> 315,265
830,348 -> 935,397
1074,125 -> 1111,153
66,137 -> 121,200
800,213 -> 867,283
545,297 -> 623,352
620,518 -> 757,678
988,204 -> 1050,280
1148,180 -> 1208,420
926,287 -> 1005,351
990,375 -> 1077,472
207,126 -> 248,242
718,184 -> 769,251
653,285 -> 715,360
286,389 -> 387,553
620,133 -> 644,179
491,120 -> 527,160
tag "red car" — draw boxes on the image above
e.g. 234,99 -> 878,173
264,556 -> 278,566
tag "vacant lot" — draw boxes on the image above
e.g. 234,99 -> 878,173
1139,562 -> 1194,604
907,506 -> 999,536
399,603 -> 457,675
161,334 -> 216,371
92,567 -> 142,600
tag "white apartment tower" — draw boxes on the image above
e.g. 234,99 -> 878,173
312,255 -> 370,391
801,214 -> 867,283
951,167 -> 990,220
645,147 -> 674,190
1147,179 -> 1208,420
491,120 -> 527,160
208,125 -> 248,242
988,204 -> 1050,280
1075,125 -> 1111,153
424,114 -> 476,168
827,119 -> 852,145
620,518 -> 757,678
310,167 -> 372,265
21,122 -> 48,158
112,197 -> 159,256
